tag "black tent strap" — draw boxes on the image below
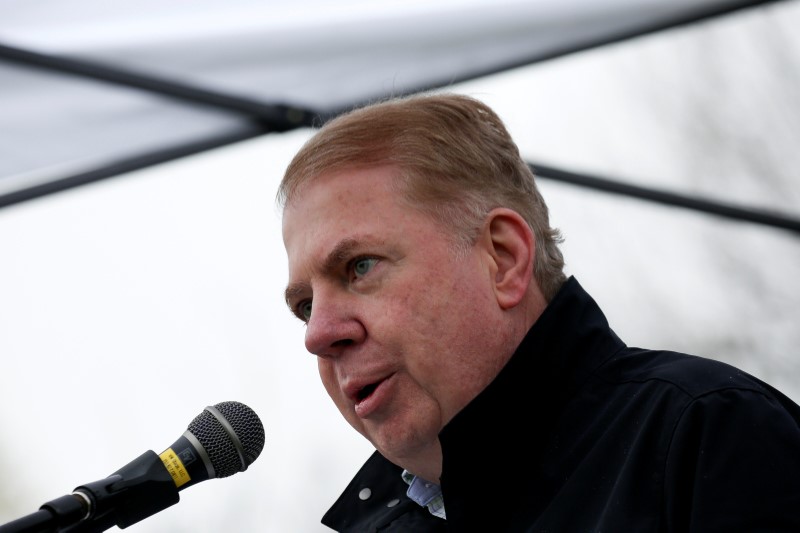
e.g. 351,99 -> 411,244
2,122 -> 797,238
2,0 -> 790,130
0,42 -> 318,131
321,0 -> 791,119
0,123 -> 268,210
531,162 -> 800,235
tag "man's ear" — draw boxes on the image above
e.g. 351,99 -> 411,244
481,208 -> 535,310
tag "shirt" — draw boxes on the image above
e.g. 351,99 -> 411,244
401,470 -> 446,519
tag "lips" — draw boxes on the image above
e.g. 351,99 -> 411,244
345,376 -> 384,404
356,382 -> 379,402
345,372 -> 395,418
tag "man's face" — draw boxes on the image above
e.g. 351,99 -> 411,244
282,165 -> 508,473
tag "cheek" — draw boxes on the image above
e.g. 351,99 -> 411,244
318,358 -> 368,436
404,262 -> 490,342
318,359 -> 341,402
404,268 -> 499,413
385,285 -> 462,361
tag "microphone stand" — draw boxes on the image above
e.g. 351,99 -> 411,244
0,494 -> 87,533
0,451 -> 179,533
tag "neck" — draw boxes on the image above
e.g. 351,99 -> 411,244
398,439 -> 443,484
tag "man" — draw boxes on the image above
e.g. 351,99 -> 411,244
278,93 -> 800,531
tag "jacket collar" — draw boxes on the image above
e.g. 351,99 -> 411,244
437,276 -> 626,528
443,276 -> 625,441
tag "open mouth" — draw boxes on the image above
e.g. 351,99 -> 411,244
350,373 -> 395,418
357,382 -> 379,402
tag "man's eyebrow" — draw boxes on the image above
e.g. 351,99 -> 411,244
284,283 -> 308,309
283,238 -> 363,308
323,238 -> 360,272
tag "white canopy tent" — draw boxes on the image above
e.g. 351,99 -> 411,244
1,1 -> 799,531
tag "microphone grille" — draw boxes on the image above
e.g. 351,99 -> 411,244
187,401 -> 265,478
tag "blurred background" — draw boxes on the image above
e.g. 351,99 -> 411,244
1,1 -> 799,531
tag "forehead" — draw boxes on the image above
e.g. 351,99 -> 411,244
282,166 -> 406,257
285,162 -> 403,205
287,163 -> 402,209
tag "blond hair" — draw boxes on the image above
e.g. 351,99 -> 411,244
277,93 -> 566,300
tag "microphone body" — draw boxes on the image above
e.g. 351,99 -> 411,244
0,401 -> 265,533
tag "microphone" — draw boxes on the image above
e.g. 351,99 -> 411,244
0,401 -> 265,533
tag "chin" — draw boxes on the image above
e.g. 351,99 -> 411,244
371,424 -> 436,465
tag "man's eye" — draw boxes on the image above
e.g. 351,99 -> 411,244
353,257 -> 378,278
297,300 -> 312,321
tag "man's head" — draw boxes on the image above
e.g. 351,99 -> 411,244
279,93 -> 564,482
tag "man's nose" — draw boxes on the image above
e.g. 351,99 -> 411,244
304,292 -> 365,357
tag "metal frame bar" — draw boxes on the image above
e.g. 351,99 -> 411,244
532,163 -> 800,235
1,0 -> 797,237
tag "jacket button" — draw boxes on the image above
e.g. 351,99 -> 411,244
387,499 -> 400,508
358,488 -> 372,500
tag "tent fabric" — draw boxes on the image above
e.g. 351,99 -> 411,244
0,0 -> 792,213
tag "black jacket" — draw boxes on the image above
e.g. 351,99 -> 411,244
322,277 -> 800,532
